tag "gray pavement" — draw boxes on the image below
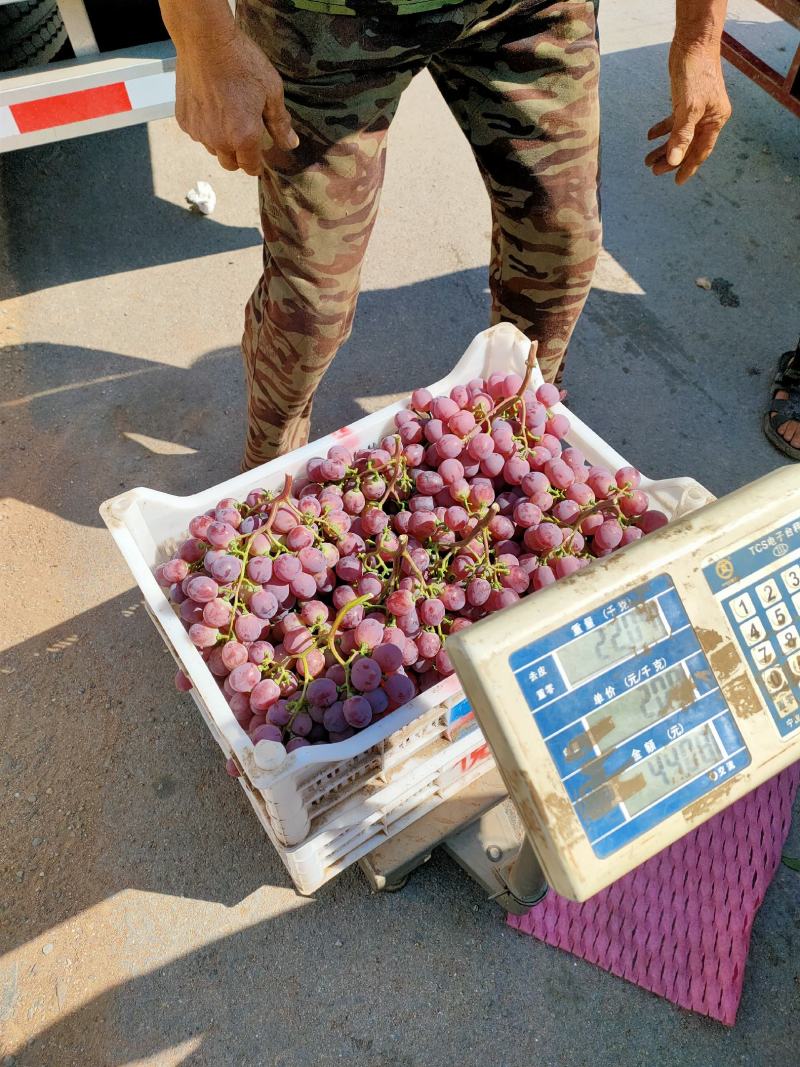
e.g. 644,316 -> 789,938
1,1 -> 799,1064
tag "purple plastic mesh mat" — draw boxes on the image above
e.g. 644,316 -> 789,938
509,766 -> 800,1025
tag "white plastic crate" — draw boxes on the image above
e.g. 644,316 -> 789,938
100,323 -> 713,894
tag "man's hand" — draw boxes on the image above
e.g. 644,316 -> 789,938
646,43 -> 732,185
646,1 -> 731,184
159,0 -> 298,176
176,31 -> 298,175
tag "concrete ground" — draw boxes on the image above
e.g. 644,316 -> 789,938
1,1 -> 799,1064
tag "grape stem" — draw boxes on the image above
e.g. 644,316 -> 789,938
239,488 -> 272,518
450,502 -> 500,552
482,527 -> 492,570
285,654 -> 313,735
401,549 -> 428,587
490,340 -> 540,423
378,436 -> 405,506
466,340 -> 541,438
225,475 -> 295,640
516,391 -> 528,453
572,495 -> 623,526
385,534 -> 409,596
327,592 -> 375,668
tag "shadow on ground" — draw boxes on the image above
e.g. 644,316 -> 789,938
0,261 -> 488,529
0,254 -> 787,534
1,590 -> 302,948
0,125 -> 260,299
2,592 -> 799,1067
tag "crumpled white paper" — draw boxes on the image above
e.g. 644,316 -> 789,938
185,180 -> 217,216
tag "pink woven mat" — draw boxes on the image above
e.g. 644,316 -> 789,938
509,766 -> 800,1026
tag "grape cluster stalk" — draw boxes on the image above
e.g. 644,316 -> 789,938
157,354 -> 668,766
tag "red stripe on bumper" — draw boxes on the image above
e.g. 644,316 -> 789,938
11,82 -> 132,134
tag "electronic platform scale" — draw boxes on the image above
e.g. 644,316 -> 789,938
360,466 -> 800,908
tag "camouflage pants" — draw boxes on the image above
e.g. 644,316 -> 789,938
238,0 -> 601,469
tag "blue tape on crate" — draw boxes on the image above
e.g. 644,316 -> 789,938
447,698 -> 475,731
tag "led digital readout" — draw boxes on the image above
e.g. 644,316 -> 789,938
558,602 -> 667,688
509,570 -> 752,865
611,724 -> 723,817
584,665 -> 689,755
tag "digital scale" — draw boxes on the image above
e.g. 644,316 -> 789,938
360,466 -> 800,908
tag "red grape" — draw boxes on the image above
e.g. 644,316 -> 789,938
343,695 -> 372,729
158,368 -> 665,755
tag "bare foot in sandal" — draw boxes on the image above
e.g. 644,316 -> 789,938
765,339 -> 800,458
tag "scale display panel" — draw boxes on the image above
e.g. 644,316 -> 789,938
446,467 -> 800,901
507,574 -> 750,858
703,518 -> 800,740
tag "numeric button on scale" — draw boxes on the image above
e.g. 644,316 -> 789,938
740,617 -> 766,647
767,601 -> 792,631
781,564 -> 800,595
775,690 -> 798,718
756,578 -> 780,607
730,592 -> 756,621
777,626 -> 800,655
763,667 -> 788,694
752,640 -> 776,670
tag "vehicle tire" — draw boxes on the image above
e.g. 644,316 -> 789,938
0,0 -> 67,72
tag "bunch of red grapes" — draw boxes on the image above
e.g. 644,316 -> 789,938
156,363 -> 667,759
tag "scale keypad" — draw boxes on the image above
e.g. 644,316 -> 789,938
715,558 -> 800,739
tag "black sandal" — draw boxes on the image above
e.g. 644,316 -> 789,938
764,338 -> 800,460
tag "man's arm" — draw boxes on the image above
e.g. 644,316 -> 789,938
645,0 -> 731,184
159,0 -> 297,176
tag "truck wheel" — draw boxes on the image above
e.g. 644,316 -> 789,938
0,0 -> 68,72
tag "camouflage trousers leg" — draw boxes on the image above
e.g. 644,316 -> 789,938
431,1 -> 601,384
238,0 -> 600,469
240,123 -> 396,470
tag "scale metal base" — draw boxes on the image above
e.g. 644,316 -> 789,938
359,769 -> 548,915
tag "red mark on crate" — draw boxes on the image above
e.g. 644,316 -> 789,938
11,83 -> 132,133
332,426 -> 360,448
458,742 -> 491,774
